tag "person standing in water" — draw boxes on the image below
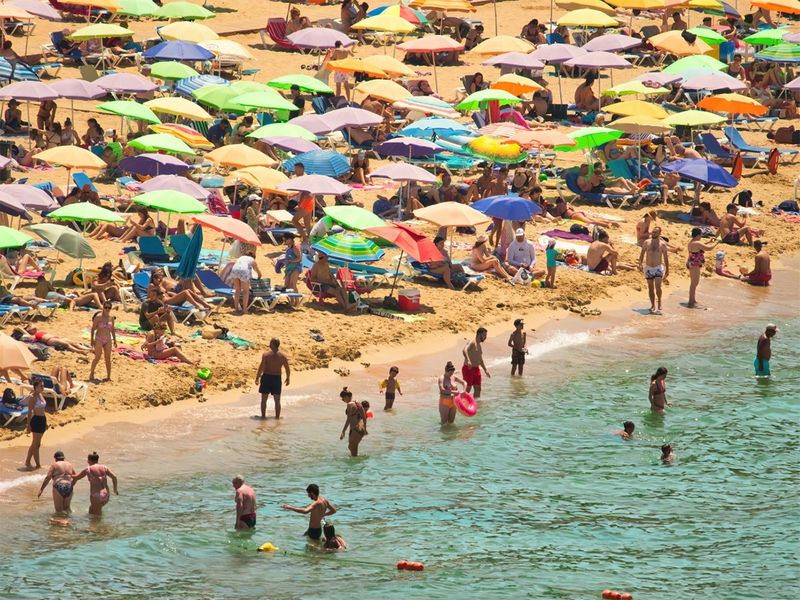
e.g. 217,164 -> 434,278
755,324 -> 778,377
508,319 -> 527,376
37,451 -> 77,515
72,451 -> 118,516
649,367 -> 670,412
638,226 -> 670,315
462,327 -> 490,398
339,388 -> 368,457
25,379 -> 48,470
282,484 -> 337,541
231,475 -> 257,530
255,338 -> 290,419
378,366 -> 402,411
438,361 -> 464,426
686,227 -> 719,309
323,524 -> 347,550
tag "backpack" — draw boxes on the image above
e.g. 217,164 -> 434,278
733,190 -> 753,208
2,387 -> 17,405
570,224 -> 590,235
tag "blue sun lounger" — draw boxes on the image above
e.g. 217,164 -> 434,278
0,401 -> 27,426
558,171 -> 649,208
407,259 -> 483,291
136,236 -> 180,269
723,126 -> 798,162
132,272 -> 210,324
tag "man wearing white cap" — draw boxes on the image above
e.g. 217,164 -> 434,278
505,228 -> 545,278
755,324 -> 778,377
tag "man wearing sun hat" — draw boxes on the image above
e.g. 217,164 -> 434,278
755,324 -> 778,377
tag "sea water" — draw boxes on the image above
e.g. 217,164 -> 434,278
0,274 -> 797,599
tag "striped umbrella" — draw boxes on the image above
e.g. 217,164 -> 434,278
283,150 -> 350,177
393,95 -> 460,118
0,57 -> 38,82
175,74 -> 228,97
755,43 -> 800,63
312,232 -> 385,262
367,3 -> 427,24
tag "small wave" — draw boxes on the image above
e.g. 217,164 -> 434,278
487,330 -> 598,368
0,473 -> 41,493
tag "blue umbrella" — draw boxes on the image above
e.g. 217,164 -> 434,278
283,150 -> 350,177
399,117 -> 473,140
0,58 -> 39,82
471,195 -> 542,221
143,41 -> 214,62
175,74 -> 228,98
661,159 -> 738,188
176,224 -> 203,279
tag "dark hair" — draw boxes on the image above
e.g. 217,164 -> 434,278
584,72 -> 597,86
651,367 -> 668,382
323,524 -> 336,538
54,451 -> 65,460
445,361 -> 455,372
726,203 -> 737,212
661,444 -> 672,453
339,387 -> 352,399
270,338 -> 280,349
477,327 -> 487,335
690,227 -> 703,238
753,240 -> 763,249
307,483 -> 320,496
88,451 -> 99,464
360,400 -> 370,410
389,366 -> 398,374
32,378 -> 44,389
623,421 -> 634,431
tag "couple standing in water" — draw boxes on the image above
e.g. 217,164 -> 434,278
438,327 -> 490,426
37,451 -> 118,517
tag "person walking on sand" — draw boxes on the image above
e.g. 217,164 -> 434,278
508,319 -> 527,376
339,387 -> 369,457
24,379 -> 48,470
231,475 -> 257,530
282,484 -> 337,541
755,324 -> 777,377
37,451 -> 77,515
72,451 -> 118,516
255,338 -> 290,419
89,301 -> 116,382
638,226 -> 670,315
649,367 -> 670,412
379,366 -> 402,410
438,361 -> 464,426
462,327 -> 490,398
686,227 -> 719,309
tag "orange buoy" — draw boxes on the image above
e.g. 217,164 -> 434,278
397,561 -> 408,570
602,591 -> 613,599
397,560 -> 424,571
620,594 -> 633,600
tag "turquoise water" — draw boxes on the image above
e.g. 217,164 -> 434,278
1,281 -> 798,599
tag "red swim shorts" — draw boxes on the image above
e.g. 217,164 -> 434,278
462,365 -> 481,387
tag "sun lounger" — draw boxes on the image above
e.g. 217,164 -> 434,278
21,373 -> 87,412
0,255 -> 50,291
196,269 -> 234,299
723,126 -> 798,162
0,305 -> 32,325
407,259 -> 483,291
261,18 -> 300,51
250,278 -> 303,310
327,258 -> 394,285
557,171 -> 650,209
132,272 -> 208,324
699,133 -> 761,167
0,400 -> 27,426
135,236 -> 180,269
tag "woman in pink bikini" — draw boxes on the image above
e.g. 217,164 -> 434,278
89,301 -> 117,382
648,367 -> 670,412
73,451 -> 118,516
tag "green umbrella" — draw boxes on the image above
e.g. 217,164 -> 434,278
0,226 -> 32,249
193,85 -> 247,114
686,27 -> 725,45
231,91 -> 300,113
133,190 -> 207,214
49,203 -> 125,223
455,89 -> 521,111
117,0 -> 158,17
663,55 -> 726,74
311,232 -> 385,262
602,80 -> 669,97
23,223 -> 96,259
555,127 -> 622,152
323,206 -> 386,231
755,43 -> 800,63
98,100 -> 161,124
68,24 -> 135,40
150,61 -> 199,81
663,109 -> 726,127
247,123 -> 317,141
153,1 -> 214,20
268,74 -> 334,95
128,133 -> 197,155
744,28 -> 790,47
229,81 -> 273,94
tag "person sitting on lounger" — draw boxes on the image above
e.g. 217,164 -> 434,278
11,325 -> 90,354
309,252 -> 354,313
34,275 -> 103,310
139,286 -> 176,335
548,195 -> 618,229
143,323 -> 193,364
718,203 -> 763,246
150,269 -> 213,311
470,236 -> 512,281
426,236 -> 465,290
578,162 -> 640,196
118,207 -> 156,243
586,231 -> 634,275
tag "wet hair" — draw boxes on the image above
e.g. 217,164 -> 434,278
270,338 -> 280,349
651,367 -> 668,382
307,483 -> 320,496
323,524 -> 336,538
54,451 -> 65,461
88,452 -> 99,464
661,444 -> 672,454
339,387 -> 352,399
360,400 -> 370,410
477,327 -> 487,336
623,421 -> 635,432
726,203 -> 737,213
445,361 -> 455,372
389,366 -> 399,374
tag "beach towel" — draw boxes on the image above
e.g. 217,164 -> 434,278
81,329 -> 142,347
189,330 -> 253,349
368,307 -> 427,322
115,321 -> 147,335
542,229 -> 592,242
114,346 -> 179,364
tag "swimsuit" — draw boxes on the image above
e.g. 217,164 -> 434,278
754,357 -> 770,377
306,527 -> 322,540
54,482 -> 73,498
644,265 -> 665,279
461,364 -> 481,387
745,272 -> 771,286
230,256 -> 255,283
590,184 -> 606,194
259,373 -> 282,396
30,414 -> 47,433
592,257 -> 610,273
686,250 -> 705,268
34,331 -> 46,342
94,314 -> 114,346
722,230 -> 741,245
240,513 -> 256,528
511,349 -> 526,366
284,246 -> 301,275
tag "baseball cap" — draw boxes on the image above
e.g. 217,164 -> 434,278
515,228 -> 525,236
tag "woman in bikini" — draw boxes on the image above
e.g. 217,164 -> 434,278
150,269 -> 213,311
648,367 -> 670,412
89,301 -> 117,382
438,361 -> 464,426
686,227 -> 719,308
143,324 -> 193,364
25,379 -> 48,469
339,387 -> 369,457
470,236 -> 512,281
73,451 -> 119,516
118,207 -> 156,243
91,262 -> 121,303
12,325 -> 90,354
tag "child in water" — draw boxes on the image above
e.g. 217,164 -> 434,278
379,366 -> 402,410
661,444 -> 674,464
508,318 -> 527,376
323,524 -> 347,551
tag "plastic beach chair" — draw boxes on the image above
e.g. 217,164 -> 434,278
135,236 -> 180,269
406,259 -> 483,291
723,126 -> 798,162
132,271 -> 209,324
261,18 -> 300,51
22,373 -> 87,411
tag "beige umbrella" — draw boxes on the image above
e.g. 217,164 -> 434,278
0,333 -> 37,371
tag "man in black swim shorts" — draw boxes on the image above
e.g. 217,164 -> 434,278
254,338 -> 291,419
282,483 -> 337,541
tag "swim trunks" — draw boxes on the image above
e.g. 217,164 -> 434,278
745,272 -> 772,286
511,349 -> 526,366
54,482 -> 73,498
754,357 -> 770,377
384,392 -> 395,402
722,230 -> 741,245
240,514 -> 256,528
644,265 -> 665,279
590,184 -> 606,194
591,257 -> 609,274
259,374 -> 282,396
305,527 -> 322,540
461,365 -> 481,387
30,414 -> 47,434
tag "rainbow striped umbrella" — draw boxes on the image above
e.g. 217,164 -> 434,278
312,232 -> 385,262
367,3 -> 427,24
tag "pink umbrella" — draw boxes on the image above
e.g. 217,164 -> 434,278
139,175 -> 211,200
192,214 -> 261,246
322,107 -> 384,131
530,43 -> 586,63
10,0 -> 62,20
783,32 -> 800,44
50,78 -> 106,123
0,184 -> 57,209
277,174 -> 351,196
0,82 -> 59,150
634,72 -> 682,86
785,75 -> 800,91
398,35 -> 464,91
0,191 -> 32,221
287,28 -> 355,49
582,34 -> 641,53
288,113 -> 336,135
95,73 -> 158,95
482,51 -> 545,70
564,52 -> 633,95
682,72 -> 747,92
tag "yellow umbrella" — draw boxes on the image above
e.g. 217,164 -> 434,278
684,0 -> 722,8
605,99 -> 669,119
698,93 -> 768,116
230,166 -> 290,192
649,31 -> 712,57
751,0 -> 800,12
328,58 -> 389,79
68,24 -> 134,40
409,0 -> 476,11
159,21 -> 219,43
557,8 -> 619,27
491,73 -> 543,95
607,115 -> 673,135
603,81 -> 670,97
200,39 -> 252,61
606,0 -> 666,8
361,55 -> 416,77
206,144 -> 276,169
353,79 -> 412,103
60,0 -> 120,11
470,35 -> 535,55
145,97 -> 213,121
351,14 -> 416,33
556,0 -> 616,13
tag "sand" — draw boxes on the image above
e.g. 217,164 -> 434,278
0,1 -> 798,441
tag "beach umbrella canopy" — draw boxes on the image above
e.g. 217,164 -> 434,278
414,202 -> 490,227
0,81 -> 57,100
751,0 -> 800,13
145,97 -> 212,121
138,175 -> 210,200
482,51 -> 545,70
365,224 -> 442,263
663,55 -> 726,74
375,137 -> 442,158
755,44 -> 800,63
784,32 -> 800,44
262,137 -> 320,154
663,110 -> 727,127
48,79 -> 104,99
150,61 -> 199,80
95,73 -> 158,94
247,122 -> 317,141
23,223 -> 95,259
399,116 -> 472,138
605,0 -> 663,7
160,21 -> 219,43
564,51 -> 633,69
686,27 -> 726,45
478,122 -> 529,138
368,3 -> 427,23
312,232 -> 384,262
649,31 -> 712,57
661,158 -> 737,187
555,126 -> 622,151
556,0 -> 615,13
607,115 -> 672,135
149,123 -> 213,149
557,8 -> 618,27
327,58 -> 388,79
583,34 -> 641,53
470,35 -> 534,56
360,55 -> 416,77
456,88 -> 521,111
120,153 -> 190,176
0,185 -> 57,210
491,73 -> 543,95
0,334 -> 37,370
393,95 -> 460,118
513,128 -> 576,147
633,72 -> 683,86
283,150 -> 350,177
97,100 -> 161,124
59,0 -> 120,10
466,136 -> 527,163
370,163 -> 437,183
134,190 -> 206,214
192,215 -> 260,245
530,43 -> 587,63
682,71 -> 747,92
49,203 -> 125,223
354,79 -> 412,103
0,226 -> 33,249
193,84 -> 247,114
698,93 -> 768,116
410,0 -> 475,10
278,175 -> 351,196
34,146 -> 106,169
117,0 -> 158,16
471,194 -> 542,221
10,0 -> 63,20
0,193 -> 31,220
231,91 -> 299,113
603,80 -> 669,96
143,40 -> 214,61
230,166 -> 288,191
174,74 -> 227,97
206,144 -> 275,168
153,1 -> 214,19
785,75 -> 800,91
175,224 -> 202,280
351,14 -> 416,33
288,113 -> 336,135
287,28 -> 355,49
68,24 -> 134,40
268,74 -> 333,95
323,206 -> 386,231
199,40 -> 252,61
398,34 -> 463,53
128,133 -> 196,154
605,99 -> 668,119
323,107 -> 385,130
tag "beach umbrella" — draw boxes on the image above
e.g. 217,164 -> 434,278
323,206 -> 386,231
175,74 -> 227,98
49,78 -> 105,123
23,223 -> 95,264
414,202 -> 490,228
633,72 -> 683,86
649,31 -> 712,57
68,23 -> 133,40
456,88 -> 521,112
555,127 -> 622,151
478,122 -> 529,138
205,144 -> 275,168
465,136 -> 527,163
283,150 -> 350,177
663,55 -> 726,74
491,73 -> 543,96
268,74 -> 333,95
199,40 -> 253,62
351,14 -> 416,33
661,158 -> 738,187
231,91 -> 300,113
663,110 -> 727,127
410,0 -> 475,10
0,226 -> 32,249
0,81 -> 58,148
287,28 -> 355,49
34,146 -> 106,188
398,35 -> 463,91
370,163 -> 438,183
563,52 -> 632,90
117,0 -> 158,16
97,100 -> 161,126
59,0 -> 120,11
288,113 -> 336,135
247,122 -> 316,141
323,107 -> 385,131
514,128 -> 576,147
175,224 -> 202,280
482,51 -> 545,70
10,0 -> 63,20
360,54 -> 417,77
604,0 -> 662,7
153,1 -> 214,20
365,222 -> 441,296
145,97 -> 212,121
751,0 -> 800,14
193,84 -> 247,114
160,21 -> 219,43
0,193 -> 31,221
686,27 -> 726,45
375,137 -> 442,158
755,44 -> 800,63
556,0 -> 615,13
603,80 -> 669,97
530,43 -> 587,102
312,232 -> 384,262
150,61 -> 199,80
230,166 -> 288,191
0,57 -> 39,82
143,40 -> 214,61
95,72 -> 158,95
607,115 -> 672,135
327,58 -> 388,79
0,185 -> 57,210
262,137 -> 320,154
192,215 -> 260,245
393,95 -> 460,118
278,174 -> 351,196
134,190 -> 206,214
399,116 -> 472,138
119,153 -> 190,176
138,175 -> 210,200
784,32 -> 800,44
471,194 -> 542,221
127,133 -> 196,154
682,71 -> 747,92
353,79 -> 412,103
49,203 -> 125,223
470,35 -> 534,56
605,99 -> 668,119
0,334 -> 37,371
149,123 -> 212,149
582,34 -> 641,53
368,3 -> 427,24
698,93 -> 768,116
557,8 -> 618,27
785,75 -> 800,91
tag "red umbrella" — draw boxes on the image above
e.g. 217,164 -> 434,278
366,223 -> 442,298
192,214 -> 261,245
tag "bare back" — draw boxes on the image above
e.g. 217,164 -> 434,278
236,485 -> 256,515
86,464 -> 109,496
260,350 -> 288,376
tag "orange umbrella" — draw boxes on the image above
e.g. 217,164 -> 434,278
230,166 -> 290,193
698,93 -> 768,116
751,0 -> 800,13
413,201 -> 490,228
60,0 -> 120,10
327,58 -> 388,79
491,73 -> 544,96
649,30 -> 712,57
192,214 -> 261,245
0,333 -> 37,370
205,144 -> 276,168
514,129 -> 576,147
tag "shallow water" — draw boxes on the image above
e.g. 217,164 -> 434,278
1,269 -> 798,599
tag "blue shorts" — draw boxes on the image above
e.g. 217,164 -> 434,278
754,357 -> 770,377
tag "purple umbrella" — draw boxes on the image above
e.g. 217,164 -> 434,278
289,113 -> 336,135
277,174 -> 351,195
138,175 -> 210,200
323,107 -> 384,131
682,72 -> 747,92
785,75 -> 800,91
374,136 -> 442,158
95,73 -> 157,95
0,81 -> 58,100
50,79 -> 106,123
0,192 -> 31,220
143,40 -> 214,62
564,52 -> 633,69
0,184 -> 57,209
583,34 -> 641,53
119,153 -> 191,177
287,28 -> 355,50
783,32 -> 800,44
261,136 -> 321,153
10,0 -> 62,20
530,43 -> 587,64
634,72 -> 682,86
371,163 -> 437,183
482,52 -> 545,70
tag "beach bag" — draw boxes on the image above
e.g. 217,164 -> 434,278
2,388 -> 17,405
733,190 -> 753,208
511,268 -> 532,286
772,126 -> 795,144
777,200 -> 799,212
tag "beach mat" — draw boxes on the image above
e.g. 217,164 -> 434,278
369,308 -> 427,322
189,330 -> 253,349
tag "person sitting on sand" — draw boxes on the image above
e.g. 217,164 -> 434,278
694,201 -> 719,227
309,252 -> 354,313
90,262 -> 121,303
470,235 -> 512,281
11,325 -> 90,355
718,203 -> 763,246
505,228 -> 545,278
575,73 -> 605,111
143,323 -> 193,364
323,524 -> 347,550
548,194 -> 618,229
615,421 -> 635,439
740,240 -> 771,286
139,287 -> 176,335
714,250 -> 740,279
426,236 -> 465,290
586,231 -> 634,275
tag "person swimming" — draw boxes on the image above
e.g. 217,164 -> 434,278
323,524 -> 347,551
616,421 -> 635,439
661,444 -> 674,464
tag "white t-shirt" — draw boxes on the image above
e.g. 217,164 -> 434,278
506,239 -> 536,268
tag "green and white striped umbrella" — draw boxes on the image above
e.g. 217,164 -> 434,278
312,232 -> 385,262
755,43 -> 800,63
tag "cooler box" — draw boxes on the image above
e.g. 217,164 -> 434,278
398,288 -> 420,312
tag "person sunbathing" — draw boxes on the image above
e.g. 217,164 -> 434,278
309,252 -> 354,313
470,236 -> 512,281
150,270 -> 213,311
143,324 -> 193,364
34,276 -> 103,310
117,207 -> 156,243
91,262 -> 121,303
548,195 -> 619,229
11,326 -> 90,355
580,162 -> 640,196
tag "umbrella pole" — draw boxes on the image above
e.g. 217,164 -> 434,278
493,0 -> 498,36
217,239 -> 227,269
388,250 -> 404,298
26,102 -> 31,150
431,51 -> 438,94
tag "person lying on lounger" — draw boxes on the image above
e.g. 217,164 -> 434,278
426,236 -> 465,290
577,163 -> 640,197
11,326 -> 90,355
548,195 -> 618,229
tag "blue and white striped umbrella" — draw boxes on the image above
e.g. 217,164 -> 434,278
0,58 -> 39,83
175,74 -> 228,98
283,150 -> 350,177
